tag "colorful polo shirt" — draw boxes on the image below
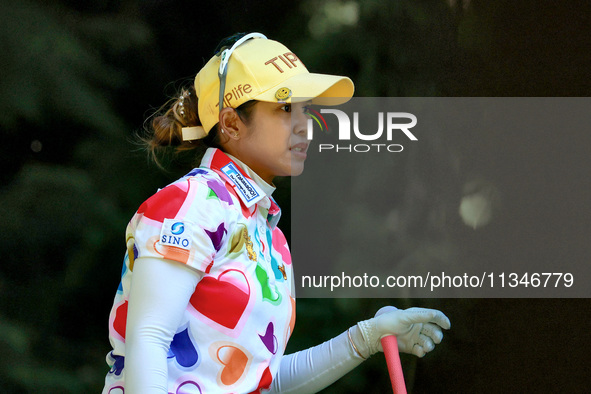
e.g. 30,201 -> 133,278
103,148 -> 296,393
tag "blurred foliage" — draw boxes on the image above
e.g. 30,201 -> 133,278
0,0 -> 589,392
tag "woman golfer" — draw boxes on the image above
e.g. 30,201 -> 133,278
103,33 -> 450,394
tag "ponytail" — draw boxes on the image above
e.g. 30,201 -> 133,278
142,83 -> 221,168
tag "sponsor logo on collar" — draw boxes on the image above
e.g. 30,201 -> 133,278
221,162 -> 260,204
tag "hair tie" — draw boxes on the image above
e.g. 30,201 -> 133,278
182,126 -> 206,141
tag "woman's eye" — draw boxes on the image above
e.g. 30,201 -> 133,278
281,104 -> 292,113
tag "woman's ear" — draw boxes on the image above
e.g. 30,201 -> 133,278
219,107 -> 243,140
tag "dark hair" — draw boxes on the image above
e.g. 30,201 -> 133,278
213,32 -> 251,55
142,33 -> 260,168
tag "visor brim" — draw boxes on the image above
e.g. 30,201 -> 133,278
253,72 -> 354,106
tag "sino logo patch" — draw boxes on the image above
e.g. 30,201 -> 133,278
160,219 -> 193,250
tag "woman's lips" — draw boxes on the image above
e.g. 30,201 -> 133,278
290,142 -> 309,158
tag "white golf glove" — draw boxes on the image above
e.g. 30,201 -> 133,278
268,305 -> 450,393
357,306 -> 451,358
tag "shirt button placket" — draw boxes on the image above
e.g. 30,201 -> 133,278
258,221 -> 267,262
259,221 -> 273,266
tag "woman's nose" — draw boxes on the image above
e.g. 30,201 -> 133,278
292,105 -> 310,135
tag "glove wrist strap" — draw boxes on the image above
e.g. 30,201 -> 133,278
357,319 -> 380,356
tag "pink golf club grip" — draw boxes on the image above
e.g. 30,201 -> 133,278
381,335 -> 407,394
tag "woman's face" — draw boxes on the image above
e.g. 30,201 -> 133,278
231,101 -> 310,183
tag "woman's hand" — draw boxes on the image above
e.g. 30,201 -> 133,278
357,306 -> 451,358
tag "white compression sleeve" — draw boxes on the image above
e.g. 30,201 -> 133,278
268,325 -> 368,393
125,257 -> 202,394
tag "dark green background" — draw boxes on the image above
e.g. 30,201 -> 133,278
1,1 -> 589,392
